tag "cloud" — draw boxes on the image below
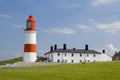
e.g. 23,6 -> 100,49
76,20 -> 96,32
105,44 -> 118,56
1,21 -> 24,29
76,24 -> 94,32
93,21 -> 120,34
96,44 -> 118,56
0,14 -> 24,30
7,22 -> 24,29
75,19 -> 120,34
105,44 -> 118,52
77,25 -> 90,29
44,27 -> 76,35
90,0 -> 118,6
0,14 -> 13,18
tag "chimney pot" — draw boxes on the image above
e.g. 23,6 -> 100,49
73,48 -> 75,50
50,46 -> 53,51
103,50 -> 105,53
85,44 -> 88,50
63,44 -> 67,50
54,44 -> 57,50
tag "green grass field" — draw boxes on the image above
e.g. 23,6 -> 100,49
0,61 -> 120,80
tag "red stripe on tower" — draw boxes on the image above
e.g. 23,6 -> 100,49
24,44 -> 36,52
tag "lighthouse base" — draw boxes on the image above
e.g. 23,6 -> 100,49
24,52 -> 37,62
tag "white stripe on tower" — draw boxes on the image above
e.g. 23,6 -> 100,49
23,15 -> 37,62
25,31 -> 36,44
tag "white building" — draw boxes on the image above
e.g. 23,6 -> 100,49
44,44 -> 112,63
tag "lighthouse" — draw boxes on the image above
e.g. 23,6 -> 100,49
23,15 -> 37,62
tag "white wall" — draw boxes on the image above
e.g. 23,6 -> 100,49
98,54 -> 112,62
45,52 -> 112,63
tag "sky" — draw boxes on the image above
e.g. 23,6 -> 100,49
0,0 -> 120,61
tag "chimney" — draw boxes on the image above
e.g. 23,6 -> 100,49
73,48 -> 75,50
63,44 -> 67,50
85,44 -> 88,50
54,44 -> 57,50
103,50 -> 105,53
50,46 -> 53,51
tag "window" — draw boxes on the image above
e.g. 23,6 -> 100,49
65,60 -> 67,63
65,53 -> 66,56
93,54 -> 96,57
80,54 -> 82,57
80,60 -> 82,63
57,59 -> 60,62
87,54 -> 89,57
88,60 -> 90,62
27,21 -> 32,28
71,60 -> 74,63
58,53 -> 60,56
72,53 -> 74,57
48,60 -> 51,62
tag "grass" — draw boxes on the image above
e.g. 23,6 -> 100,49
0,61 -> 120,80
0,57 -> 23,65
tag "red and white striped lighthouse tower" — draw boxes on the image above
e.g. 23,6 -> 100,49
24,15 -> 37,62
